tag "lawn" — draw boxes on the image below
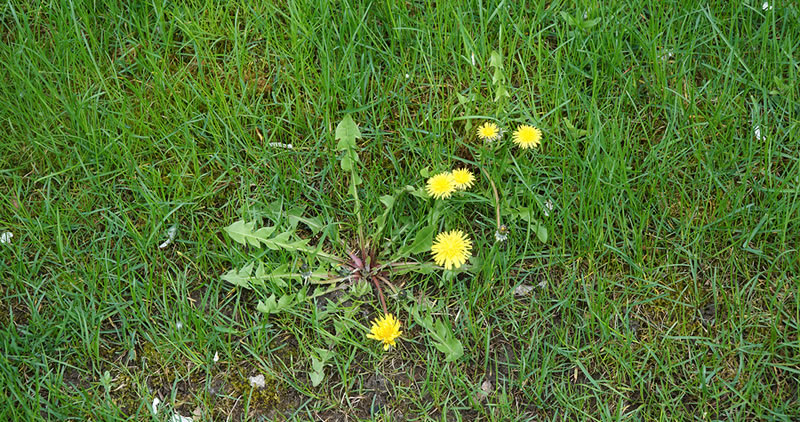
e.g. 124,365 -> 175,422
1,0 -> 799,420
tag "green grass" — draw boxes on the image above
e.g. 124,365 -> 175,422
1,0 -> 799,420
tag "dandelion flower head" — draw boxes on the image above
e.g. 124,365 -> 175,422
513,125 -> 542,149
431,230 -> 472,270
477,122 -> 502,142
450,168 -> 475,190
495,224 -> 509,242
426,172 -> 456,199
366,313 -> 402,350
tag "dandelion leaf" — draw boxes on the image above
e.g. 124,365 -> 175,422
411,307 -> 434,330
456,92 -> 474,106
375,193 -> 398,234
560,11 -> 576,26
341,150 -> 359,171
257,293 -> 294,315
390,261 -> 435,275
262,231 -> 310,252
277,293 -> 293,309
223,261 -> 328,289
221,262 -> 255,289
265,200 -> 284,223
401,225 -> 435,255
412,309 -> 464,362
296,286 -> 308,302
432,320 -> 464,362
254,226 -> 277,243
289,213 -> 324,234
584,17 -> 601,28
489,50 -> 504,70
379,195 -> 395,209
341,152 -> 353,171
409,186 -> 429,200
286,205 -> 307,229
256,294 -> 278,314
494,85 -> 510,101
536,224 -> 548,243
311,356 -> 325,373
250,261 -> 268,287
313,348 -> 335,363
224,220 -> 276,248
335,114 -> 361,151
309,370 -> 324,386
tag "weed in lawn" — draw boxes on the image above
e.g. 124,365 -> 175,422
1,0 -> 799,420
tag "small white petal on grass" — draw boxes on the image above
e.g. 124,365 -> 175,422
153,396 -> 194,421
405,73 -> 410,79
268,142 -> 293,149
249,374 -> 266,389
471,53 -> 476,66
754,125 -> 764,140
175,321 -> 183,330
0,232 -> 12,244
544,200 -> 554,217
762,2 -> 772,10
474,379 -> 494,402
514,285 -> 535,296
159,225 -> 178,249
213,352 -> 219,363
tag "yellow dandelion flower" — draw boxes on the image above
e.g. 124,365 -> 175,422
431,230 -> 472,270
450,168 -> 475,190
426,172 -> 456,199
366,313 -> 402,350
477,122 -> 502,142
513,125 -> 542,149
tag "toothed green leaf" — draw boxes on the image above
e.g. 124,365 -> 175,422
289,214 -> 324,234
309,369 -> 324,387
221,261 -> 330,289
225,220 -> 277,247
256,293 -> 294,315
221,261 -> 255,289
335,114 -> 361,151
489,50 -> 504,70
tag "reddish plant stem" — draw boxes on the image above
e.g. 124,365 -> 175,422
372,276 -> 388,315
375,274 -> 398,295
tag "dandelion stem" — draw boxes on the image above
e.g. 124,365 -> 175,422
375,274 -> 398,296
372,276 -> 388,315
480,167 -> 501,229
